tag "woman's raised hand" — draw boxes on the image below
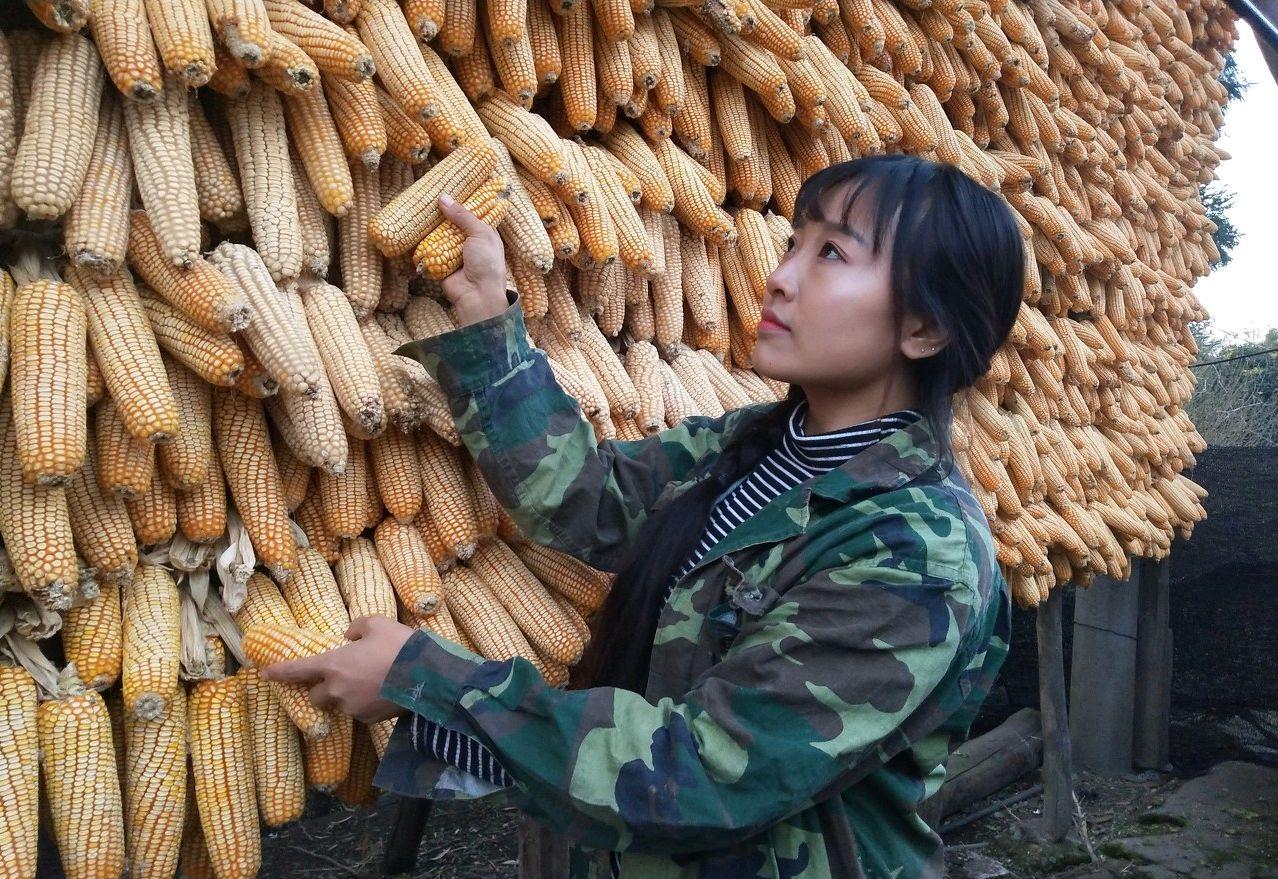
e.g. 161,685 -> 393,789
437,192 -> 510,327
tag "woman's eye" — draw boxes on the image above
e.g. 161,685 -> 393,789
818,242 -> 843,260
784,236 -> 796,252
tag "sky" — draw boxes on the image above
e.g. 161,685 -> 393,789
1189,25 -> 1278,344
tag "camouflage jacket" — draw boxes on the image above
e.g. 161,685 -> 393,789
379,299 -> 1011,879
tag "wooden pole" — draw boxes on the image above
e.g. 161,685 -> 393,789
1036,586 -> 1074,842
381,797 -> 433,875
1133,556 -> 1173,770
1069,569 -> 1140,774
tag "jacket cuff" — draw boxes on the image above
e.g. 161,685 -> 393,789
393,291 -> 532,398
379,628 -> 512,724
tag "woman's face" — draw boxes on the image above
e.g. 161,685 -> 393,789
752,187 -> 917,395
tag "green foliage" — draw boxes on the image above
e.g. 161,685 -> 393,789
1220,52 -> 1250,102
1186,322 -> 1278,447
1200,183 -> 1241,268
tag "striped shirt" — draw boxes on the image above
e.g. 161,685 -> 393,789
409,405 -> 925,804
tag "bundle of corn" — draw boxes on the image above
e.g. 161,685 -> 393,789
0,0 -> 1235,865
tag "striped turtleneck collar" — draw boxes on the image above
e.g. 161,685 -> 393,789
781,403 -> 924,472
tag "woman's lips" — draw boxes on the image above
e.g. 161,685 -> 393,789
758,309 -> 790,333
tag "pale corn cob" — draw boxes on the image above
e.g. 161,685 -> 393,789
213,388 -> 299,580
122,682 -> 186,879
603,122 -> 675,213
177,451 -> 227,543
652,137 -> 734,243
65,93 -> 133,276
94,398 -> 156,499
269,372 -> 350,475
337,161 -> 383,316
418,43 -> 489,143
205,41 -> 251,98
66,266 -> 179,444
293,152 -> 334,277
0,665 -> 38,879
583,144 -> 653,274
261,0 -> 373,81
281,547 -> 351,639
470,539 -> 583,664
128,211 -> 252,333
334,536 -> 398,620
257,30 -> 321,93
210,243 -> 325,397
177,772 -> 215,879
443,564 -> 540,662
658,356 -> 701,423
37,681 -> 126,879
730,367 -> 777,403
356,0 -> 442,119
370,137 -> 502,256
476,91 -> 571,190
125,73 -> 202,265
624,339 -> 664,434
24,0 -> 89,33
11,34 -> 102,221
495,144 -> 555,270
141,290 -> 246,386
370,426 -> 423,523
240,668 -> 306,827
417,431 -> 482,559
0,274 -> 10,396
9,274 -> 87,486
326,0 -> 363,23
374,516 -> 443,616
187,676 -> 261,879
302,281 -> 386,434
577,310 -> 639,416
121,564 -> 181,720
0,38 -> 13,230
158,356 -> 213,490
513,540 -> 611,615
227,81 -> 304,281
696,348 -> 752,410
6,31 -> 45,127
284,86 -> 355,217
317,436 -> 372,537
323,75 -> 386,169
359,316 -> 428,432
144,0 -> 217,85
66,443 -> 137,585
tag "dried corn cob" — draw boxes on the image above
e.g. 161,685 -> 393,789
65,92 -> 133,276
187,675 -> 260,879
240,667 -> 306,827
141,290 -> 246,386
121,564 -> 181,720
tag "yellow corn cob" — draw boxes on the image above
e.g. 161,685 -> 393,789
11,34 -> 103,221
323,76 -> 385,172
554,3 -> 595,131
490,21 -> 539,108
335,536 -> 399,620
121,564 -> 181,720
356,0 -> 442,119
439,0 -> 477,54
204,41 -> 250,98
188,675 -> 261,879
527,0 -> 562,85
274,441 -> 312,513
413,178 -> 511,278
443,564 -> 540,662
66,267 -> 179,445
8,274 -> 86,487
303,710 -> 353,792
156,356 -> 212,490
652,137 -> 734,243
477,91 -> 572,189
213,388 -> 298,580
331,163 -> 383,319
284,86 -> 355,217
176,451 -> 226,544
281,547 -> 351,639
316,435 -> 371,538
6,31 -> 46,129
369,426 -> 423,523
240,667 -> 306,827
128,210 -> 252,333
583,144 -> 654,274
301,281 -> 386,434
122,682 -> 186,879
370,137 -> 501,256
404,0 -> 446,40
61,578 -> 124,692
94,398 -> 156,500
0,664 -> 38,879
242,622 -> 346,669
418,43 -> 489,145
23,0 -> 90,32
375,516 -> 443,616
66,441 -> 138,585
176,770 -> 215,879
209,243 -> 325,397
513,540 -> 611,615
603,122 -> 674,213
38,681 -> 126,879
143,0 -> 217,85
262,0 -> 374,81
226,81 -> 303,281
334,721 -> 380,806
416,431 -> 482,559
296,489 -> 339,563
470,539 -> 584,664
140,290 -> 246,386
256,29 -> 322,94
65,92 -> 133,276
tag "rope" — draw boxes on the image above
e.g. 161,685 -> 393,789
1191,346 -> 1278,368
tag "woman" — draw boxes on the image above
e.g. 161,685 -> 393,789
264,154 -> 1024,878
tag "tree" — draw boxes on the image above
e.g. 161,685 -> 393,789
1185,322 -> 1278,447
1201,183 -> 1242,268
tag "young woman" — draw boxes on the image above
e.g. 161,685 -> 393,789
264,154 -> 1025,878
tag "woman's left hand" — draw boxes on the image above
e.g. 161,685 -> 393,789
259,616 -> 416,724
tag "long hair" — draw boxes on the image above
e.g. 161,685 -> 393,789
576,155 -> 1024,694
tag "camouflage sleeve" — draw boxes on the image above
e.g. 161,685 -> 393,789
396,295 -> 765,571
374,548 -> 996,854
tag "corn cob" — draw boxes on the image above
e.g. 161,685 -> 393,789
261,0 -> 374,81
323,75 -> 385,169
0,39 -> 13,230
11,34 -> 103,221
404,0 -> 446,40
226,81 -> 303,281
370,137 -> 501,256
366,426 -> 423,524
0,664 -> 38,879
188,675 -> 261,879
240,667 -> 306,827
281,547 -> 351,639
120,680 -> 186,879
174,453 -> 225,546
282,87 -> 354,217
416,431 -> 482,559
413,176 -> 512,278
154,356 -> 212,490
66,439 -> 138,586
335,536 -> 399,620
301,281 -> 386,435
316,436 -> 372,538
375,516 -> 443,615
94,397 -> 156,500
443,564 -> 540,662
513,540 -> 611,614
128,211 -> 251,333
357,0 -> 442,120
334,722 -> 380,806
65,93 -> 133,276
124,460 -> 175,544
214,388 -> 299,580
37,677 -> 126,879
121,564 -> 181,720
140,290 -> 245,386
470,539 -> 583,664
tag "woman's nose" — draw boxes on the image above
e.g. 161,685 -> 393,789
766,256 -> 799,302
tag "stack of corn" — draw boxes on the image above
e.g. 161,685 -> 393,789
0,0 -> 1232,869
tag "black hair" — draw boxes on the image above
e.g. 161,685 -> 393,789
574,155 -> 1024,694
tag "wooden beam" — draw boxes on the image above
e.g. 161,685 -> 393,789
1069,569 -> 1139,775
1037,587 -> 1074,841
1133,556 -> 1173,770
935,708 -> 1043,819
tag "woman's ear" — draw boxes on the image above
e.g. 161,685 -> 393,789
899,312 -> 949,360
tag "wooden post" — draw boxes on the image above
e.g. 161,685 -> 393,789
381,797 -> 433,875
1069,567 -> 1140,775
519,815 -> 570,878
1037,587 -> 1074,842
1133,556 -> 1173,770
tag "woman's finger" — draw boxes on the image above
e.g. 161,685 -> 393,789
439,192 -> 492,237
259,654 -> 326,684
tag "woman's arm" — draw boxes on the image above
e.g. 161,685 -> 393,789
398,296 -> 764,571
372,537 -> 1010,853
